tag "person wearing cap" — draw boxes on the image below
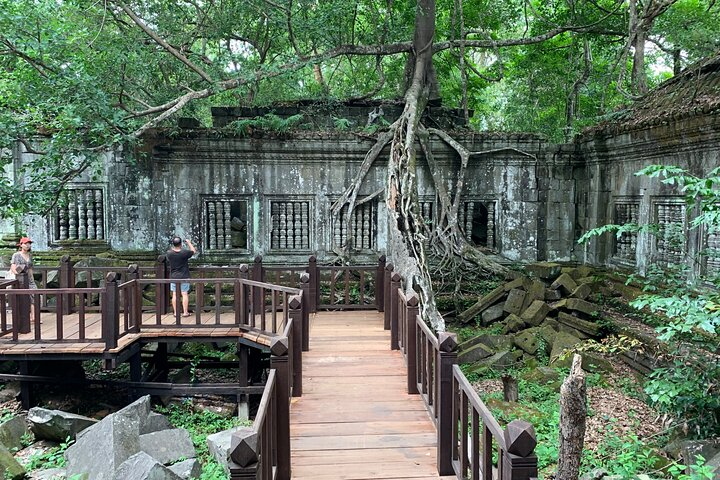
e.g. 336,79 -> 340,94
11,237 -> 38,318
167,236 -> 196,317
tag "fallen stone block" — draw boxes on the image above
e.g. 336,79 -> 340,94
549,331 -> 582,365
0,415 -> 29,451
481,303 -> 505,325
550,273 -> 577,295
27,467 -> 66,479
503,289 -> 526,315
557,311 -> 602,337
503,277 -> 530,292
522,281 -> 547,310
565,298 -> 600,317
525,262 -> 562,281
513,328 -> 542,355
140,412 -> 174,435
477,335 -> 514,352
475,351 -> 515,371
29,408 -> 97,442
0,444 -> 25,480
139,429 -> 196,465
168,458 -> 202,479
544,288 -> 562,301
458,286 -> 506,323
570,283 -> 592,300
502,314 -> 526,334
207,427 -> 244,475
520,300 -> 552,327
113,452 -> 183,480
458,343 -> 495,364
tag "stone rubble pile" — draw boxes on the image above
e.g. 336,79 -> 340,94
457,262 -> 614,374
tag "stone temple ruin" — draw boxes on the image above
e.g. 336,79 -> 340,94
2,53 -> 720,276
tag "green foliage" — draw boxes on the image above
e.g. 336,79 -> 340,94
23,436 -> 74,471
226,113 -> 305,136
588,428 -> 661,477
669,455 -> 717,480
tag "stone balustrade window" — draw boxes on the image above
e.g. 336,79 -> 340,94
613,200 -> 640,262
204,198 -> 248,250
419,200 -> 434,227
333,200 -> 377,251
704,229 -> 720,278
459,200 -> 496,249
53,188 -> 105,241
270,200 -> 311,251
653,200 -> 686,267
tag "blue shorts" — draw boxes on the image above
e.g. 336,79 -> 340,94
170,282 -> 191,293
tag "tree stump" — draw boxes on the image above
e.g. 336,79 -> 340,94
502,374 -> 519,402
556,353 -> 586,480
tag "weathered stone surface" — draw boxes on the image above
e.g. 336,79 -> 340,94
140,412 -> 173,435
513,328 -> 542,355
29,407 -> 97,442
0,382 -> 20,403
477,335 -> 514,352
474,351 -> 515,371
520,300 -> 552,327
0,415 -> 29,451
168,458 -> 202,479
193,396 -> 236,418
27,467 -> 66,479
550,273 -> 578,295
550,331 -> 583,365
458,343 -> 495,364
0,444 -> 25,480
544,288 -> 562,301
580,468 -> 609,480
458,286 -> 506,323
139,429 -> 196,465
537,324 -> 558,352
525,262 -> 562,280
502,314 -> 526,334
481,303 -> 505,325
558,323 -> 591,340
503,289 -> 526,315
503,277 -> 530,292
521,366 -> 561,385
65,396 -> 151,480
522,281 -> 547,310
557,311 -> 602,337
570,283 -> 592,300
112,452 -> 183,480
565,298 -> 600,317
207,427 -> 244,474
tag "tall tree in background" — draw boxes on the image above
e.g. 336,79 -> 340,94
2,0 -> 720,326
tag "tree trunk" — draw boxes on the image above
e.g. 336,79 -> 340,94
502,375 -> 519,402
556,354 -> 587,480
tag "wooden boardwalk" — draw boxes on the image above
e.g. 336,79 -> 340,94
290,311 -> 454,480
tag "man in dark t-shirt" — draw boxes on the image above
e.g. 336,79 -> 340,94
167,236 -> 196,317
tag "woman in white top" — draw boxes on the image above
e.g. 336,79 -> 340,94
10,236 -> 37,319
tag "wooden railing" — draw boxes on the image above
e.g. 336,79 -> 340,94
394,282 -> 539,479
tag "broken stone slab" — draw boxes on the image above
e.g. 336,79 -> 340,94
522,281 -> 547,311
520,300 -> 552,327
557,311 -> 602,337
557,323 -> 591,340
112,452 -> 183,480
561,265 -> 594,281
513,328 -> 542,355
0,443 -> 25,480
29,407 -> 97,442
481,303 -> 505,325
65,395 -> 152,480
565,298 -> 600,317
502,276 -> 531,292
570,283 -> 593,300
458,343 -> 495,364
502,314 -> 526,334
0,415 -> 29,451
168,458 -> 202,480
27,467 -> 66,479
503,289 -> 526,315
0,382 -> 20,403
193,396 -> 237,418
544,288 -> 562,301
474,351 -> 515,372
537,324 -> 558,352
550,273 -> 577,295
477,335 -> 514,352
458,286 -> 506,323
139,429 -> 196,465
207,426 -> 244,475
521,366 -> 561,385
525,262 -> 562,281
549,331 -> 583,365
140,412 -> 173,435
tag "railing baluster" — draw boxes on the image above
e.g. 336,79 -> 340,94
214,281 -> 221,325
56,294 -> 63,340
79,293 -> 86,340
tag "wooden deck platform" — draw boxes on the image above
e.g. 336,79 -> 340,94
290,311 -> 454,480
0,310 -> 277,356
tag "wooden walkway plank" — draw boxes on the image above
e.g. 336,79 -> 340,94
291,311 -> 447,480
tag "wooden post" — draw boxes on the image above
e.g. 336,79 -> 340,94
59,255 -> 74,314
383,263 -> 393,330
229,427 -> 260,479
252,256 -> 263,315
19,361 -> 34,409
436,332 -> 458,476
376,255 -> 386,312
127,264 -> 141,333
389,273 -> 401,350
15,265 -> 31,334
300,273 -> 310,352
102,272 -> 120,350
238,264 -> 249,327
288,294 -> 303,397
406,292 -> 419,394
270,337 -> 291,480
155,255 -> 169,315
307,255 -> 319,312
502,420 -> 539,480
556,354 -> 586,480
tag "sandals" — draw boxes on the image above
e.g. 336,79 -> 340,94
182,313 -> 192,317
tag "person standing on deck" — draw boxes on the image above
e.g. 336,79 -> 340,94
10,237 -> 37,318
167,236 -> 196,317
